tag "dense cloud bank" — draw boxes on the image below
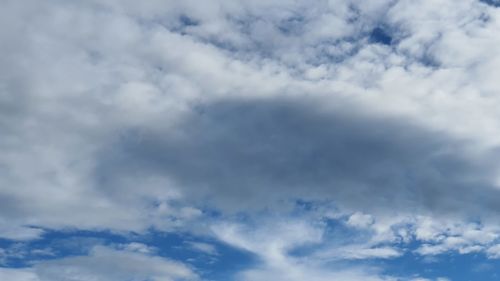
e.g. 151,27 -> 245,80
100,97 -> 500,216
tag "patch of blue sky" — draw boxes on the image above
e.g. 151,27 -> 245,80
480,0 -> 500,7
138,231 -> 257,280
370,27 -> 393,46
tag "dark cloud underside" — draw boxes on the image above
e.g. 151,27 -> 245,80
97,98 -> 500,215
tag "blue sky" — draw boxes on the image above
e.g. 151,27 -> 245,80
2,0 -> 500,280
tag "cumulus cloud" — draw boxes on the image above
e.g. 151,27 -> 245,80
2,0 -> 500,279
2,0 -> 500,235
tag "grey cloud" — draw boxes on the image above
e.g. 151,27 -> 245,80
97,97 -> 500,216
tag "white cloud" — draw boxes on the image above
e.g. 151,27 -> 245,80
0,224 -> 44,241
486,244 -> 500,258
1,243 -> 198,280
412,217 -> 500,257
331,246 -> 402,260
237,265 -> 398,281
117,242 -> 156,254
32,246 -> 198,281
212,218 -> 401,281
0,268 -> 38,281
347,212 -> 374,229
186,242 -> 218,256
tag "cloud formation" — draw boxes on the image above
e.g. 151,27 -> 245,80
100,97 -> 500,217
3,0 -> 500,280
0,245 -> 198,281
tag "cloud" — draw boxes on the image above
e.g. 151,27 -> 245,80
117,242 -> 157,254
237,266 -> 397,281
100,97 -> 500,219
2,0 -> 500,239
3,245 -> 199,281
0,225 -> 44,241
347,212 -> 375,229
412,216 -> 500,257
318,245 -> 403,260
3,0 -> 500,279
186,242 -> 218,256
211,218 -> 399,281
0,268 -> 38,281
486,244 -> 500,258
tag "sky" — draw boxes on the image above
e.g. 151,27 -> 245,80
3,0 -> 500,280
